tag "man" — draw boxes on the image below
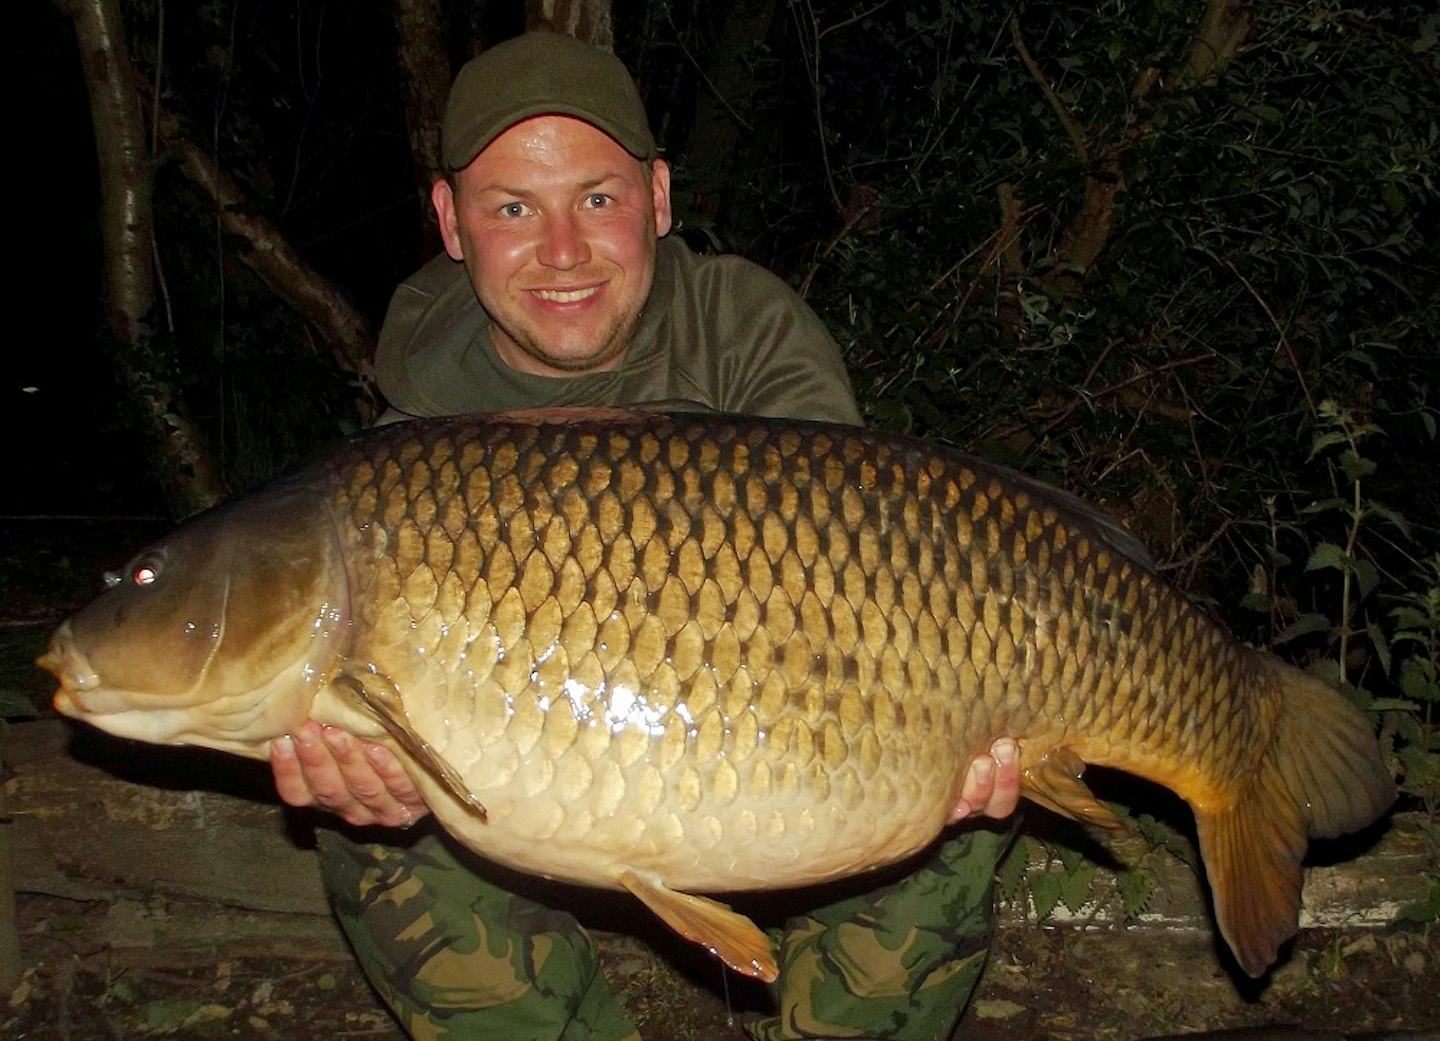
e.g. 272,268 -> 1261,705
271,30 -> 1021,1041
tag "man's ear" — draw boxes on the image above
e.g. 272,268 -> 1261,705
431,178 -> 465,260
650,159 -> 673,238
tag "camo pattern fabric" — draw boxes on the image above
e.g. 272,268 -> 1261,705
747,827 -> 1012,1041
316,830 -> 640,1041
316,825 -> 1010,1041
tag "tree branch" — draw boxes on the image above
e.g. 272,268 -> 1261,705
1042,0 -> 1254,291
1178,0 -> 1254,87
1010,19 -> 1090,166
157,108 -> 380,421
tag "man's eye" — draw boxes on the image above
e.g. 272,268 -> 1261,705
500,202 -> 527,218
585,193 -> 612,208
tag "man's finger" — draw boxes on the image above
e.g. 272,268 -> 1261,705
948,738 -> 1023,823
365,744 -> 430,809
270,734 -> 316,809
984,738 -> 1021,819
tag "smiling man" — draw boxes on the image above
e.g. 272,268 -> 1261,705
432,114 -> 666,374
272,30 -> 1021,1041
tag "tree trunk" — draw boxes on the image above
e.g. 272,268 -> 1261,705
390,0 -> 449,260
525,0 -> 613,49
60,0 -> 225,517
684,0 -> 785,235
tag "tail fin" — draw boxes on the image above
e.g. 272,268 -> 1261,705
1194,657 -> 1394,977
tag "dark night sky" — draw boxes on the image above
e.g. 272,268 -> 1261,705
12,4 -> 124,515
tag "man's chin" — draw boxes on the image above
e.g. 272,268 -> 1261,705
494,327 -> 630,376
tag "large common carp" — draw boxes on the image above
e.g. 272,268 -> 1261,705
38,409 -> 1393,981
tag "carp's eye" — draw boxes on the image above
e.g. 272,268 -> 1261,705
131,559 -> 161,586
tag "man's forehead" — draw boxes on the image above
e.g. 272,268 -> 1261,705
458,116 -> 650,187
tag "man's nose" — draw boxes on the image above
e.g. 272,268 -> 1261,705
536,211 -> 591,270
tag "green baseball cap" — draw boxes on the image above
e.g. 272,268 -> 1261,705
442,31 -> 657,171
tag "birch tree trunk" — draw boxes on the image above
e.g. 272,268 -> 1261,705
60,0 -> 225,517
526,0 -> 614,48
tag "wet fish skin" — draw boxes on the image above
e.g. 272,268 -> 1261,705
37,410 -> 1395,982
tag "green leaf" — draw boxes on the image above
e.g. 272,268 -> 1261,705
1239,591 -> 1272,612
1058,860 -> 1098,913
1028,871 -> 1064,922
996,837 -> 1033,904
1399,659 -> 1440,703
1365,698 -> 1421,712
1056,843 -> 1088,875
1301,497 -> 1348,516
1272,612 -> 1331,645
1306,543 -> 1351,574
1307,430 -> 1350,460
1366,620 -> 1392,675
1264,546 -> 1293,569
1134,814 -> 1197,869
1367,502 -> 1413,539
1116,869 -> 1155,920
1354,558 -> 1380,599
1388,606 -> 1432,632
1340,449 -> 1377,481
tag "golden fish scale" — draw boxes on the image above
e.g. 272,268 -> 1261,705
322,416 -> 1260,890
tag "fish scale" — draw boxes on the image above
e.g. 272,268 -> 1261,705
39,409 -> 1393,982
329,417 -> 1218,877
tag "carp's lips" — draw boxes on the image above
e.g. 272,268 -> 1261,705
38,622 -> 103,715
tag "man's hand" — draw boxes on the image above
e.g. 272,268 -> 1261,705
271,721 -> 429,828
948,738 -> 1021,823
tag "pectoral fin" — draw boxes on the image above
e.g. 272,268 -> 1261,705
1021,746 -> 1122,829
335,666 -> 487,821
617,868 -> 777,982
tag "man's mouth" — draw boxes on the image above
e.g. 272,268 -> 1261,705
532,285 -> 600,304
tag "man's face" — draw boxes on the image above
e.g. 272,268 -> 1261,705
432,115 -> 673,376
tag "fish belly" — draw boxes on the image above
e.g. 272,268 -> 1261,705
324,412 -> 1244,889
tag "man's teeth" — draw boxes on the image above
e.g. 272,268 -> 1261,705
534,286 -> 598,303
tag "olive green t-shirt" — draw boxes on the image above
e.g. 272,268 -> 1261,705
373,236 -> 860,425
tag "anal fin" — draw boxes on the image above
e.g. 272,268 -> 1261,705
336,666 -> 487,821
1022,746 -> 1122,829
617,868 -> 777,982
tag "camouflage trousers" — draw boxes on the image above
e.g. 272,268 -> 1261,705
316,825 -> 1011,1041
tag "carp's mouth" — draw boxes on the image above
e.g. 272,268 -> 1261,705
37,617 -> 246,747
38,623 -> 132,719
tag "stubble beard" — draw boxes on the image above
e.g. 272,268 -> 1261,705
493,302 -> 644,374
